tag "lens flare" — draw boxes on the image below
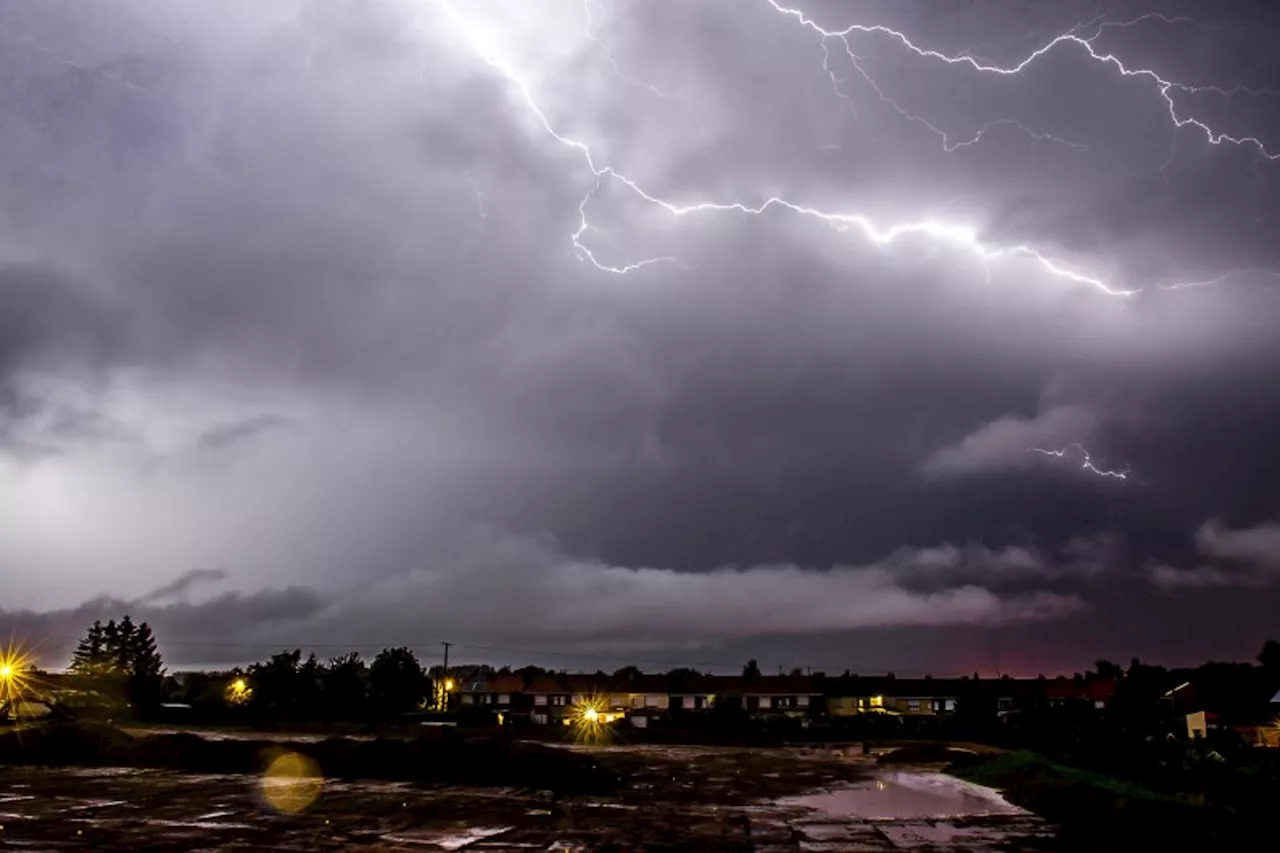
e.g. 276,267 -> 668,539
0,645 -> 37,706
569,695 -> 621,744
259,749 -> 323,814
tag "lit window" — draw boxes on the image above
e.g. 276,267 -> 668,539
869,696 -> 883,708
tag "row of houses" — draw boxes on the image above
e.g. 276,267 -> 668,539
456,672 -> 1110,727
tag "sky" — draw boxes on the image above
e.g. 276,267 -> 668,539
2,0 -> 1279,676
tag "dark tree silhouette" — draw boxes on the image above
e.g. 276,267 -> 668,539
612,665 -> 643,687
370,647 -> 427,717
322,652 -> 368,719
248,650 -> 306,717
1094,659 -> 1124,681
70,621 -> 111,674
742,659 -> 762,679
68,616 -> 166,712
1258,640 -> 1280,671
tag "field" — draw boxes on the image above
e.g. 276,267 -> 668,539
0,737 -> 1053,851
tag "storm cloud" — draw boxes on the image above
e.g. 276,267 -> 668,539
3,0 -> 1280,671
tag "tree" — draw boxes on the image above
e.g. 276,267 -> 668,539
124,622 -> 165,708
1094,659 -> 1124,681
1258,640 -> 1280,671
370,647 -> 427,717
742,659 -> 762,679
248,650 -> 305,717
612,665 -> 643,686
321,652 -> 368,719
68,616 -> 166,713
666,668 -> 701,692
70,621 -> 111,674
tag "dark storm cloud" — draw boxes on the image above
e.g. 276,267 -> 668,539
1148,519 -> 1280,589
5,528 -> 1083,668
3,0 -> 1280,669
133,568 -> 230,605
195,416 -> 289,451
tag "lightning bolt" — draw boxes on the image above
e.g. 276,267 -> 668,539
433,1 -> 1274,297
1157,269 -> 1280,291
582,0 -> 670,102
1030,443 -> 1130,480
765,1 -> 1280,162
825,22 -> 1090,153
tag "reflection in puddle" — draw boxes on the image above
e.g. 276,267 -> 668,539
779,771 -> 1025,820
380,826 -> 513,849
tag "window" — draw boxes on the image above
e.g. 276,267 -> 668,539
498,693 -> 510,705
630,695 -> 643,708
550,695 -> 567,706
683,696 -> 696,710
534,695 -> 547,706
944,699 -> 956,712
907,699 -> 921,712
797,696 -> 809,707
758,696 -> 772,709
869,695 -> 883,708
997,697 -> 1013,711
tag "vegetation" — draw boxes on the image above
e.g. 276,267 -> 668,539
67,616 -> 165,713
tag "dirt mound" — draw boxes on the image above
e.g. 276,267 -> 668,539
0,722 -> 619,793
0,720 -> 134,766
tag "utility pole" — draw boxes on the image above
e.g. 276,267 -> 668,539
439,642 -> 452,711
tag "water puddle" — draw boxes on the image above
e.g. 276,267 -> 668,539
380,826 -> 513,849
779,771 -> 1024,820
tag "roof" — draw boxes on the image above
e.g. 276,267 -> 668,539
475,674 -> 525,694
1045,678 -> 1116,701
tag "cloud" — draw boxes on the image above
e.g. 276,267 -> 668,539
1148,519 -> 1280,589
195,415 -> 289,451
920,403 -> 1100,478
133,568 -> 230,605
5,529 -> 1081,667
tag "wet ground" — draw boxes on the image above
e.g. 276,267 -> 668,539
0,743 -> 1053,850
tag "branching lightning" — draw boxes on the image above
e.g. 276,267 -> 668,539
582,0 -> 670,102
827,25 -> 1090,153
1030,443 -> 1130,480
765,1 -> 1280,162
434,0 -> 1278,297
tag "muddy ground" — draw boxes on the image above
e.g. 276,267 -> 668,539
0,743 -> 1054,851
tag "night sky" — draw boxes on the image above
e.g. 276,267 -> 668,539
3,0 -> 1279,675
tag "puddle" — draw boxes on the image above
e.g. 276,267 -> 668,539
61,799 -> 130,811
380,826 -> 513,849
146,819 -> 254,830
779,772 -> 1024,820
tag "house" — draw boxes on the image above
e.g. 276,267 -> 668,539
737,675 -> 821,717
882,679 -> 960,716
1044,677 -> 1116,712
825,677 -> 960,717
459,673 -> 526,720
